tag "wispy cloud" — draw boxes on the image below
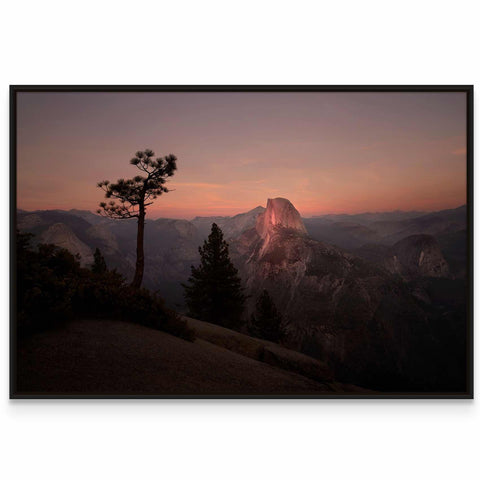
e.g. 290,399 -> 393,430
452,147 -> 466,156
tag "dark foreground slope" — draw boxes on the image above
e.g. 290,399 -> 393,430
15,318 -> 366,396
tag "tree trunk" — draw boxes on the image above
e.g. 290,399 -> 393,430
131,208 -> 145,289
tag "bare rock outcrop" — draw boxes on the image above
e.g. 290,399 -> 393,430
40,223 -> 94,265
384,234 -> 449,280
256,197 -> 307,239
86,224 -> 120,255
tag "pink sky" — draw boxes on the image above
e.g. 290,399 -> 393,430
16,92 -> 467,219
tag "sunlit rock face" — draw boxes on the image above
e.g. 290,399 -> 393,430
231,197 -> 428,388
256,198 -> 308,239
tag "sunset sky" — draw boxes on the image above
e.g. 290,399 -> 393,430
16,91 -> 467,219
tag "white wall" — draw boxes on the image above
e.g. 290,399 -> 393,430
1,2 -> 478,479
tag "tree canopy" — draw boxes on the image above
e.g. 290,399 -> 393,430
97,149 -> 177,220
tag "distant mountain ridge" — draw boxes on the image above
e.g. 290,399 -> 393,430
16,205 -> 267,306
191,206 -> 265,239
17,202 -> 467,303
304,205 -> 466,250
309,210 -> 427,224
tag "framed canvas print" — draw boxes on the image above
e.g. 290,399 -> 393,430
10,85 -> 473,399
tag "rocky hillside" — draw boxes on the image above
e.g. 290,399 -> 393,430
39,222 -> 94,266
354,234 -> 451,281
383,234 -> 450,280
231,198 -> 466,391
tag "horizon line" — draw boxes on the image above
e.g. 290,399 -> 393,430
16,203 -> 467,222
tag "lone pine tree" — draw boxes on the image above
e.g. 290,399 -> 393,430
183,223 -> 245,329
250,289 -> 284,342
97,149 -> 177,288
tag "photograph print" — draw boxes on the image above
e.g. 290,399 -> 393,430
11,86 -> 473,398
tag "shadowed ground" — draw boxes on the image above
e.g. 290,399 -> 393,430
15,318 -> 353,396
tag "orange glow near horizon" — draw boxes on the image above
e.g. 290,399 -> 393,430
16,92 -> 467,219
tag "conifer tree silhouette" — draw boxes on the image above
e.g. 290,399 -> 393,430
183,223 -> 245,329
91,248 -> 107,274
249,289 -> 284,342
97,149 -> 177,288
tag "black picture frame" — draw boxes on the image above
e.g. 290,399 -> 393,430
10,85 -> 474,399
